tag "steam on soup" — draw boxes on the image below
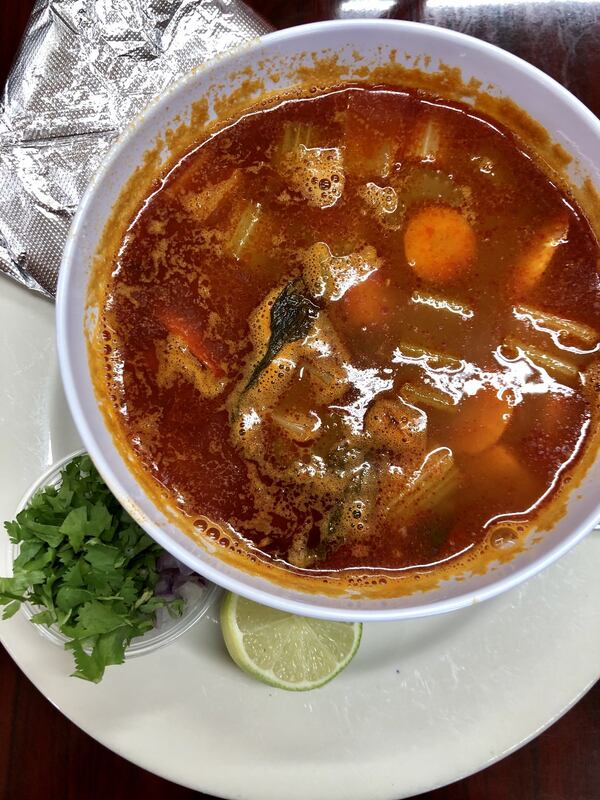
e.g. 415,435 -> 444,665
94,84 -> 600,586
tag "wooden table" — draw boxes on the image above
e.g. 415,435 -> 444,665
1,1 -> 599,798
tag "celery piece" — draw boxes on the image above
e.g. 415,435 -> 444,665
302,313 -> 351,404
276,122 -> 315,161
228,200 -> 262,261
387,448 -> 459,529
280,145 -> 345,209
346,139 -> 397,180
272,409 -> 322,443
407,117 -> 441,163
364,396 -> 427,458
275,122 -> 345,208
513,304 -> 598,349
411,290 -> 475,321
396,165 -> 466,208
400,382 -> 458,413
342,91 -> 400,179
504,335 -> 580,382
181,169 -> 242,222
393,342 -> 462,371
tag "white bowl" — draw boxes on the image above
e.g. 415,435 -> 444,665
57,20 -> 600,621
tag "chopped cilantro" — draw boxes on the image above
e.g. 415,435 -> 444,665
1,455 -> 185,682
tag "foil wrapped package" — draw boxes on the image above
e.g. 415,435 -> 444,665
0,0 -> 272,298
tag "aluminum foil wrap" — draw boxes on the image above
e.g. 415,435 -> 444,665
0,0 -> 272,298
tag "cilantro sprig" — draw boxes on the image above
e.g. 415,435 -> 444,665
1,455 -> 185,682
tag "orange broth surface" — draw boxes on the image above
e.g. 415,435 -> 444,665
98,84 -> 600,580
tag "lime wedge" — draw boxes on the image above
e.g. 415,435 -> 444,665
220,592 -> 362,691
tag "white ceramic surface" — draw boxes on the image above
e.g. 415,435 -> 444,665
56,20 -> 600,621
2,278 -> 600,798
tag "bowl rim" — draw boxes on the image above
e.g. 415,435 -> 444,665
56,18 -> 600,621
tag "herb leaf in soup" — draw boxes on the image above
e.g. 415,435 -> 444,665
245,279 -> 320,391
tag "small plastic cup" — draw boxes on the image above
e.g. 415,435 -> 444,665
11,449 -> 219,657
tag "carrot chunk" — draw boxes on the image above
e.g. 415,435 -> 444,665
341,271 -> 390,327
404,206 -> 476,284
448,389 -> 513,454
156,308 -> 225,378
469,444 -> 540,501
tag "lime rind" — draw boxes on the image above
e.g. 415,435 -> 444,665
220,592 -> 362,691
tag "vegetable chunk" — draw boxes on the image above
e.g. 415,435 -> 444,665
157,307 -> 225,378
512,211 -> 569,296
385,448 -> 460,530
448,389 -> 513,455
302,242 -> 381,302
364,396 -> 427,458
342,271 -> 390,327
404,206 -> 476,284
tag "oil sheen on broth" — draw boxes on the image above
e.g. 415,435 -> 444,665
100,84 -> 600,579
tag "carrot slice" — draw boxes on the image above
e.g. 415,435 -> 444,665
404,206 -> 476,284
448,389 -> 512,454
341,271 -> 389,327
156,308 -> 225,378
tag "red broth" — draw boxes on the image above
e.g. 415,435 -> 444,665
98,84 -> 600,577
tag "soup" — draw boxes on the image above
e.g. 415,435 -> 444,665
94,84 -> 600,587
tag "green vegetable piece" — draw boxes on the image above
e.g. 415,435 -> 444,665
67,640 -> 105,683
2,600 -> 21,620
4,520 -> 23,544
96,626 -> 130,668
60,506 -> 87,551
46,484 -> 74,513
55,586 -> 93,612
84,542 -> 122,572
29,609 -> 56,626
13,539 -> 44,569
89,501 -> 113,537
118,577 -> 139,605
62,560 -> 85,588
0,577 -> 31,605
19,517 -> 63,548
71,601 -> 129,638
0,454 -> 189,683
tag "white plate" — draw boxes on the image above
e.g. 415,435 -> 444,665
1,277 -> 600,798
